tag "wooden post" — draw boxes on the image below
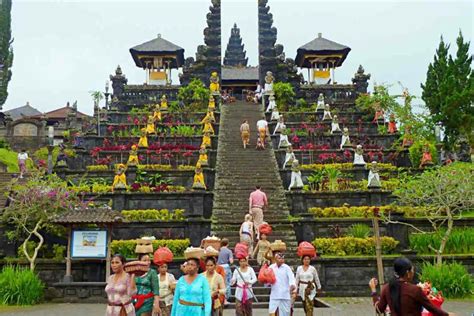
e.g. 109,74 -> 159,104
373,210 -> 384,291
105,225 -> 112,281
63,225 -> 73,282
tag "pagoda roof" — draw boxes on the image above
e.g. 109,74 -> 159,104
4,103 -> 41,120
52,207 -> 124,225
130,34 -> 185,68
295,33 -> 351,68
222,66 -> 259,82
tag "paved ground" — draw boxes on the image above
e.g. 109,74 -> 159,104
0,298 -> 473,316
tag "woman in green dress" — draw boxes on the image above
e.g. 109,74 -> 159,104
133,254 -> 161,316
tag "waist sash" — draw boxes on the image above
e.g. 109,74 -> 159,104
179,299 -> 204,308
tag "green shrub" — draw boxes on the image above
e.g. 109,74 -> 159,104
312,236 -> 398,256
347,224 -> 372,238
420,262 -> 474,298
52,244 -> 66,260
0,266 -> 44,305
121,209 -> 186,222
110,239 -> 190,259
0,148 -> 19,172
17,241 -> 39,259
409,140 -> 438,168
178,78 -> 210,110
273,82 -> 295,111
0,139 -> 10,149
309,205 -> 428,218
409,228 -> 474,255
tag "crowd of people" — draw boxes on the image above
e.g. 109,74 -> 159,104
104,236 -> 324,316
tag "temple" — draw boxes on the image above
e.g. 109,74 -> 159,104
223,23 -> 248,67
295,32 -> 351,85
129,34 -> 185,85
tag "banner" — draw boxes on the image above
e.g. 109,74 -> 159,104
71,230 -> 107,258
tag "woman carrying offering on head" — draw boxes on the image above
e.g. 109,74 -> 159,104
105,254 -> 137,316
231,257 -> 257,316
133,253 -> 160,316
295,255 -> 322,316
157,263 -> 176,316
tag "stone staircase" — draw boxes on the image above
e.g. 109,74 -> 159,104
211,101 -> 301,307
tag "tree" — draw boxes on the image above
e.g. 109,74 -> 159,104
0,0 -> 14,108
421,32 -> 474,146
2,173 -> 83,270
384,162 -> 474,266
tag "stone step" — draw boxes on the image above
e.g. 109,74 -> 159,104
212,101 -> 298,260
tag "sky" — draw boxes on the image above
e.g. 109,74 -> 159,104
3,0 -> 473,115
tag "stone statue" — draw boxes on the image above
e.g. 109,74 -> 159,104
264,71 -> 274,93
160,95 -> 168,111
388,113 -> 397,134
145,115 -> 155,135
273,116 -> 286,135
192,162 -> 206,190
316,93 -> 325,112
288,159 -> 304,190
138,127 -> 148,148
208,96 -> 216,111
201,131 -> 212,148
402,125 -> 414,148
353,144 -> 366,166
373,104 -> 385,124
153,103 -> 162,122
367,161 -> 381,189
55,145 -> 68,168
201,115 -> 215,135
198,145 -> 208,166
322,104 -> 332,121
209,72 -> 220,94
112,164 -> 127,191
270,105 -> 280,121
419,143 -> 434,168
278,128 -> 291,149
266,94 -> 277,113
283,145 -> 296,169
456,137 -> 472,162
203,108 -> 216,124
127,144 -> 139,166
331,115 -> 342,134
340,127 -> 352,150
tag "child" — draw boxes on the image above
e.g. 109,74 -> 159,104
252,232 -> 271,265
239,214 -> 254,255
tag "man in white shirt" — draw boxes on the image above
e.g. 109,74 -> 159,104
269,252 -> 296,316
256,118 -> 269,146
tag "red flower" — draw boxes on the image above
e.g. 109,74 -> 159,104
133,118 -> 140,125
183,151 -> 193,158
130,183 -> 141,191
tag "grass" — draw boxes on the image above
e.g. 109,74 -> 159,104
0,148 -> 19,173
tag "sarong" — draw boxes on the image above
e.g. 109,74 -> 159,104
235,299 -> 252,316
159,301 -> 171,316
241,131 -> 250,143
302,281 -> 315,316
258,128 -> 266,143
250,207 -> 263,235
269,299 -> 291,316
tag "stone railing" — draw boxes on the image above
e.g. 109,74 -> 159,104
119,85 -> 181,105
298,84 -> 357,103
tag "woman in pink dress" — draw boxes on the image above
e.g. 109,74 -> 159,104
105,254 -> 137,316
